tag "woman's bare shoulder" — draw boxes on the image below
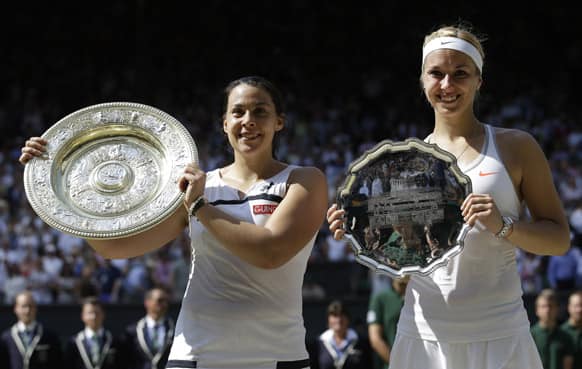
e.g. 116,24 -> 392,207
288,165 -> 326,186
492,126 -> 541,152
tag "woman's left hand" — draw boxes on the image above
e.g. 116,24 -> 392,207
179,162 -> 206,208
460,193 -> 504,234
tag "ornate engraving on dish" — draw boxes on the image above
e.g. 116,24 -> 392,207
23,102 -> 198,239
337,138 -> 472,278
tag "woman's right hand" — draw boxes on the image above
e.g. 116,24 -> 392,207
326,203 -> 346,240
19,137 -> 47,165
179,162 -> 207,210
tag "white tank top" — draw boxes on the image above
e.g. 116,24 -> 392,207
397,124 -> 530,343
168,165 -> 314,368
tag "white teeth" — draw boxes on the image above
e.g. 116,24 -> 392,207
240,134 -> 259,139
441,95 -> 457,102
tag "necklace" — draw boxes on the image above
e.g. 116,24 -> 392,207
430,122 -> 483,162
455,141 -> 471,162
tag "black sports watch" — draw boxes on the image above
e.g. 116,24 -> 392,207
188,196 -> 207,218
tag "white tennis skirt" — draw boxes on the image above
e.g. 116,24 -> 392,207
388,329 -> 543,369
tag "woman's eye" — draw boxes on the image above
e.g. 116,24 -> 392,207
455,71 -> 468,78
429,70 -> 443,78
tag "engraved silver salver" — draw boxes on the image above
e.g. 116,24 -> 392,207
337,138 -> 472,277
23,102 -> 198,239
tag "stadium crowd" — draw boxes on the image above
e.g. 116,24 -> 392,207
0,0 -> 580,326
1,65 -> 580,306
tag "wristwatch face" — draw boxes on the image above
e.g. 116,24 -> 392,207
497,216 -> 513,238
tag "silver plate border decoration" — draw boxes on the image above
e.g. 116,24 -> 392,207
23,102 -> 198,239
337,138 -> 472,277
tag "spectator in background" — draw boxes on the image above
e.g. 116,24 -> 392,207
531,289 -> 574,369
570,201 -> 582,236
151,249 -> 173,292
56,233 -> 84,258
120,257 -> 152,304
315,300 -> 370,369
122,287 -> 174,369
366,276 -> 409,369
3,234 -> 26,267
0,259 -> 7,302
516,249 -> 545,295
559,174 -> 582,212
0,291 -> 62,369
64,296 -> 122,369
27,259 -> 53,305
169,237 -> 191,303
547,241 -> 581,291
78,262 -> 99,301
301,273 -> 326,301
0,199 -> 9,233
3,264 -> 28,305
561,290 -> 582,369
322,233 -> 353,262
95,259 -> 122,303
55,260 -> 79,304
40,243 -> 63,279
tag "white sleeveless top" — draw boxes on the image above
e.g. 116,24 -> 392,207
168,165 -> 314,368
397,124 -> 530,343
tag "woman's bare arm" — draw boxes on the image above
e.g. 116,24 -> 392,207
463,128 -> 570,255
86,206 -> 188,259
505,129 -> 570,255
195,166 -> 328,269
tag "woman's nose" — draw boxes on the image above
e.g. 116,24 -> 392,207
440,74 -> 453,89
241,111 -> 256,127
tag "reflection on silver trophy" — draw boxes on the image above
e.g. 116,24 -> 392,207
337,138 -> 472,278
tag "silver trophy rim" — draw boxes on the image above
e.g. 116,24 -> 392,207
23,102 -> 198,239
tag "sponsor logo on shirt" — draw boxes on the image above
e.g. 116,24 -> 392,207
253,204 -> 278,215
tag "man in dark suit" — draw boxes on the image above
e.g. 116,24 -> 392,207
315,300 -> 371,369
64,296 -> 122,369
0,291 -> 63,369
122,287 -> 174,369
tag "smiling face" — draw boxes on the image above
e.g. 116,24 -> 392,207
421,49 -> 482,117
223,83 -> 284,158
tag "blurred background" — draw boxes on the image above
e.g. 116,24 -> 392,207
1,0 -> 581,360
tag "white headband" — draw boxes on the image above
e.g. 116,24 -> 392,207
422,36 -> 483,72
